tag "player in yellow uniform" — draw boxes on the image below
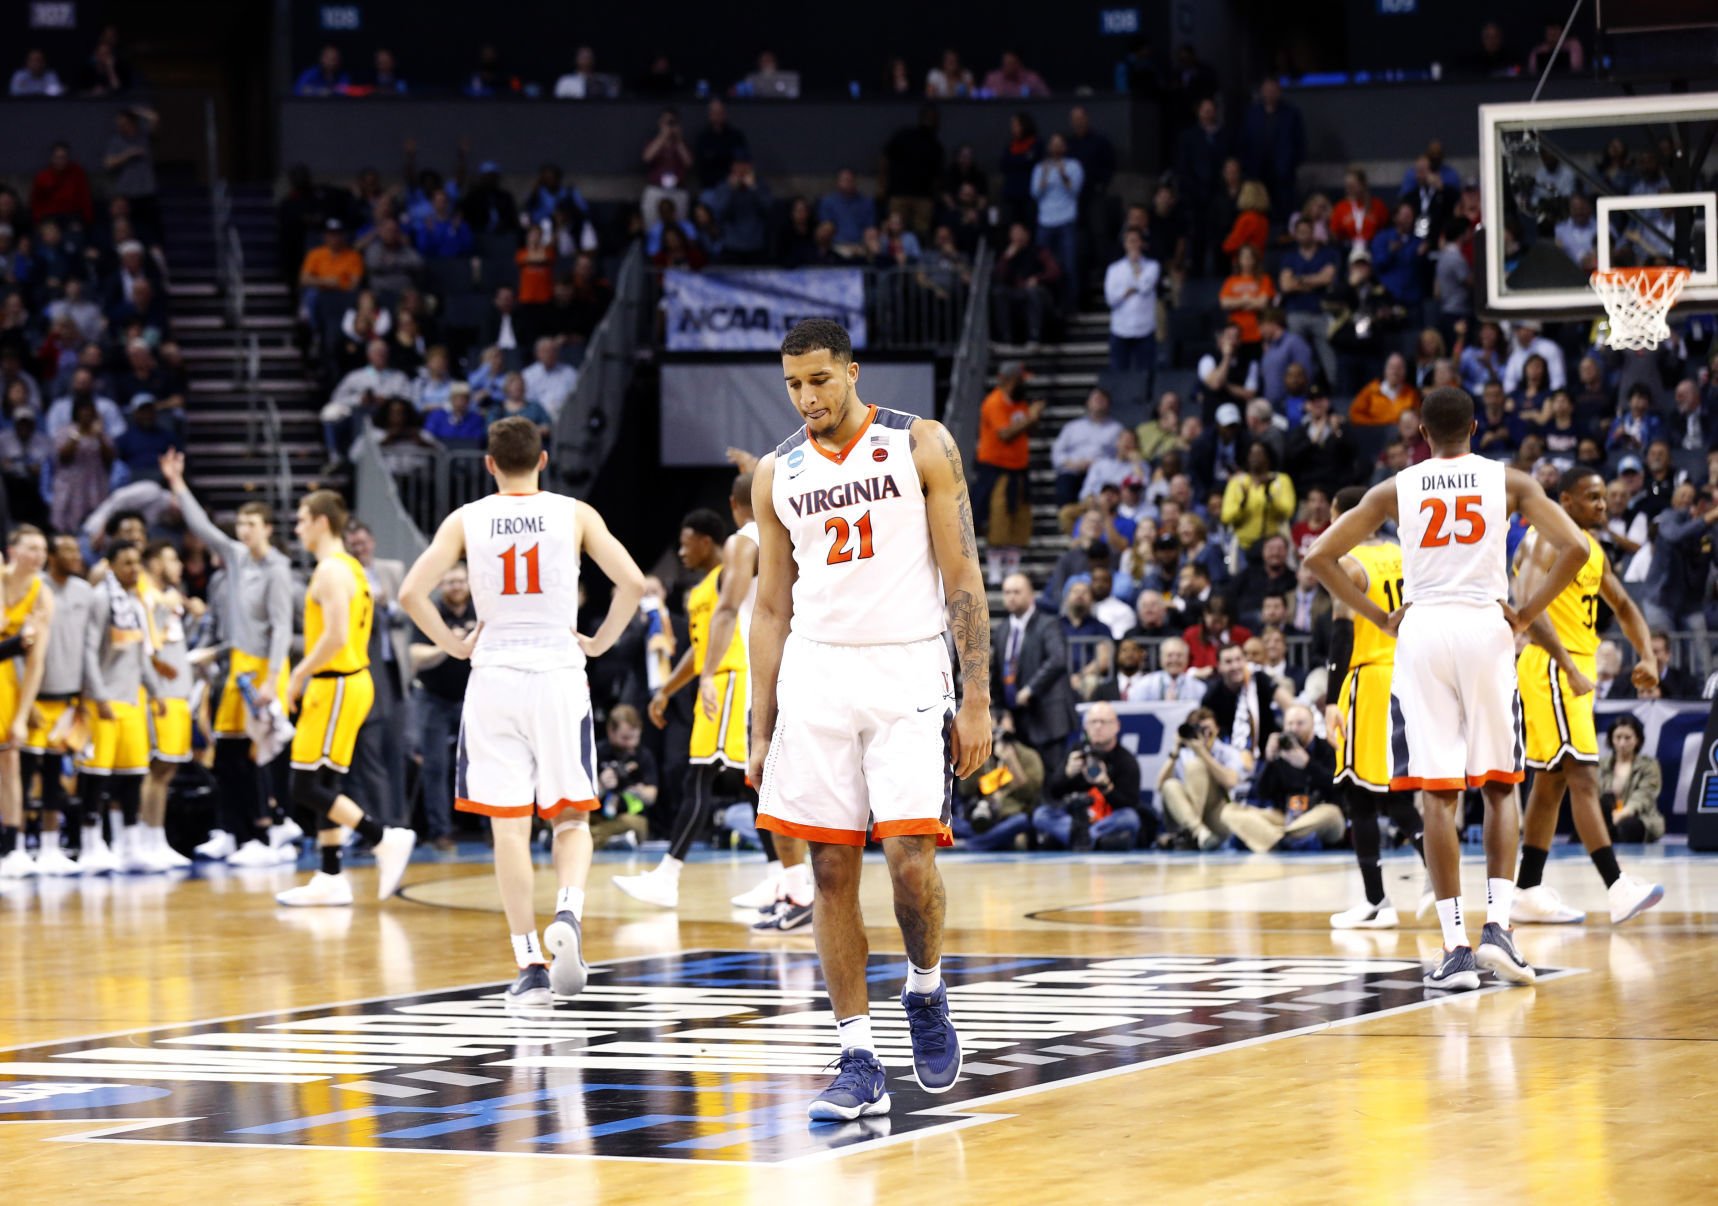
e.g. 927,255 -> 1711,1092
1512,467 -> 1664,926
139,541 -> 195,870
275,490 -> 415,907
0,526 -> 53,879
1323,486 -> 1427,930
615,509 -> 751,909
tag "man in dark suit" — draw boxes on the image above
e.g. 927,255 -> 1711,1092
992,572 -> 1077,774
347,521 -> 413,831
1201,642 -> 1280,765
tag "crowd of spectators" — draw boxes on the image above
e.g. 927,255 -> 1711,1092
0,121 -> 179,537
280,147 -> 617,471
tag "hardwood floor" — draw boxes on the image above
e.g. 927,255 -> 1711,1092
5,845 -> 1717,1202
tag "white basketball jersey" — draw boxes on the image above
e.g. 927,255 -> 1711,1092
735,519 -> 759,649
1395,453 -> 1509,606
770,405 -> 945,645
461,490 -> 584,670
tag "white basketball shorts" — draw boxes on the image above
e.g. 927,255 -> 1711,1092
757,633 -> 957,847
1387,601 -> 1525,792
454,664 -> 598,822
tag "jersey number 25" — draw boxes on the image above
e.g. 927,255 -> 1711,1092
1419,495 -> 1486,548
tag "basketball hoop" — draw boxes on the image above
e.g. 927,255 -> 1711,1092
1589,266 -> 1691,350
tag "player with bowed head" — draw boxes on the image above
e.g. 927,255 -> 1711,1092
749,319 -> 991,1120
1306,387 -> 1588,991
399,417 -> 646,1004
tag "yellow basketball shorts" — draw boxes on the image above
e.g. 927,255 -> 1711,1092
1518,644 -> 1598,769
77,690 -> 152,776
23,695 -> 79,755
149,696 -> 193,763
215,650 -> 290,738
289,668 -> 373,774
689,668 -> 748,770
1333,662 -> 1394,792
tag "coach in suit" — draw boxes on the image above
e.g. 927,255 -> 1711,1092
992,572 -> 1078,772
347,521 -> 413,831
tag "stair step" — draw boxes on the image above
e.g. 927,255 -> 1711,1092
167,282 -> 218,298
177,344 -> 300,362
195,440 -> 323,459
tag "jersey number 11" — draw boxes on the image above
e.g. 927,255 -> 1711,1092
500,543 -> 542,595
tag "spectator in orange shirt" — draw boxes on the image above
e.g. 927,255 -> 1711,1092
298,217 -> 364,322
1221,179 -> 1270,260
1348,351 -> 1420,426
30,142 -> 93,229
515,223 -> 555,304
1219,243 -> 1276,348
976,359 -> 1046,582
1329,167 -> 1389,250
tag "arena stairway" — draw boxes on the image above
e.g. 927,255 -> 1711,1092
161,185 -> 323,526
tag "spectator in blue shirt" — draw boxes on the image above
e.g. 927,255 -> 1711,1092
817,169 -> 874,249
1399,139 -> 1462,195
708,159 -> 773,264
1257,309 -> 1314,404
367,49 -> 406,95
295,46 -> 349,98
524,164 -> 588,227
645,196 -> 697,256
1240,77 -> 1305,223
1475,381 -> 1525,460
1368,202 -> 1425,309
115,394 -> 180,481
1031,135 -> 1084,312
412,189 -> 473,258
423,383 -> 487,446
1277,216 -> 1339,387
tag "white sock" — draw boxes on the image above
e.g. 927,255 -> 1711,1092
1435,897 -> 1468,950
763,858 -> 783,879
784,861 -> 814,905
84,820 -> 104,846
43,827 -> 60,851
905,961 -> 943,995
511,931 -> 544,968
837,1014 -> 873,1052
555,886 -> 585,918
659,856 -> 684,881
1487,878 -> 1514,929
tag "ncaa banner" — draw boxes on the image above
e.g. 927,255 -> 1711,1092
664,269 -> 868,352
1080,700 -> 1199,812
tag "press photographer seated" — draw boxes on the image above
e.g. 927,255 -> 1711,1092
592,705 -> 659,849
1222,703 -> 1346,853
951,711 -> 1045,852
1031,702 -> 1145,851
1157,706 -> 1251,851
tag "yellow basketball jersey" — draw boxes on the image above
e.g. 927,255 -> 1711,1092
1348,541 -> 1403,668
305,551 -> 372,674
1534,530 -> 1604,657
3,574 -> 40,638
687,564 -> 746,676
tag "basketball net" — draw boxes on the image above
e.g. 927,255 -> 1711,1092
1589,266 -> 1690,351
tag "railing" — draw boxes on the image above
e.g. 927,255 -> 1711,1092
646,260 -> 977,354
351,423 -> 431,561
552,241 -> 646,497
1066,632 -> 1321,676
381,445 -> 494,538
942,241 -> 993,469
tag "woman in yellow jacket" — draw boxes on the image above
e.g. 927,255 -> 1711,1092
1220,442 -> 1297,553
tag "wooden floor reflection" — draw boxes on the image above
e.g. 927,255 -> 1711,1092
5,845 -> 1718,1203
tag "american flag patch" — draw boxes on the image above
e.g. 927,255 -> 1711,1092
870,434 -> 887,445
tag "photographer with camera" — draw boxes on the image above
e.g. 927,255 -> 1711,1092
1158,706 -> 1250,850
952,710 -> 1045,852
1031,702 -> 1144,851
1224,702 -> 1345,853
591,704 -> 659,849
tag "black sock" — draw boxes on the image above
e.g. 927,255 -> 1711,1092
321,845 -> 342,875
0,825 -> 16,854
1517,844 -> 1549,890
1590,844 -> 1622,888
24,808 -> 40,843
1359,861 -> 1386,907
1346,788 -> 1387,905
62,802 -> 84,853
116,776 -> 141,827
352,813 -> 385,846
758,825 -> 778,862
668,765 -> 720,863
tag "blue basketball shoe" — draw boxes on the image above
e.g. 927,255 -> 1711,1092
901,983 -> 962,1092
808,1048 -> 890,1122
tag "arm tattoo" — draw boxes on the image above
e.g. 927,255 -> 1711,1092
937,427 -> 978,559
945,588 -> 990,694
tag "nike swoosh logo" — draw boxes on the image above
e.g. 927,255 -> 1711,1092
916,705 -> 942,713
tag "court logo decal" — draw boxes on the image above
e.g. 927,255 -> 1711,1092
0,950 -> 1572,1164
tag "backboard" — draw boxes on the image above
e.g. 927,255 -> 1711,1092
1479,91 -> 1718,321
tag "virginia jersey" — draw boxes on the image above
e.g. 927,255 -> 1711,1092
771,405 -> 944,646
305,552 -> 372,675
1347,541 -> 1403,668
461,490 -> 583,671
1395,454 -> 1509,606
688,563 -> 747,675
1533,530 -> 1604,657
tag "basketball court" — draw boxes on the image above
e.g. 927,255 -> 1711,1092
5,845 -> 1718,1201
